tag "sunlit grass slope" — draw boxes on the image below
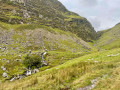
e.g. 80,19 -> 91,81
0,48 -> 120,90
0,21 -> 97,81
95,23 -> 120,50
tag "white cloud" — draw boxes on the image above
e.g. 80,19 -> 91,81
78,0 -> 98,7
87,16 -> 101,30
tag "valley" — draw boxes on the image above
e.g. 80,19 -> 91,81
0,0 -> 120,90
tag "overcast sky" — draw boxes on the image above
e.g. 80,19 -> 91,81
58,0 -> 120,31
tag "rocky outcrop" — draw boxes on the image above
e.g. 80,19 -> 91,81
9,68 -> 39,81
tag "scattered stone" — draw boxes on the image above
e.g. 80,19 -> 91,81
15,59 -> 22,62
88,58 -> 94,60
94,61 -> 99,63
43,62 -> 48,66
26,70 -> 32,76
107,53 -> 120,57
39,14 -> 43,18
10,77 -> 15,82
6,60 -> 10,63
23,10 -> 30,18
2,72 -> 8,78
18,55 -> 22,57
77,78 -> 98,90
16,74 -> 21,80
10,74 -> 26,81
1,66 -> 6,71
32,69 -> 39,74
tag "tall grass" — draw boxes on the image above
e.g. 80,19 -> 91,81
0,48 -> 120,90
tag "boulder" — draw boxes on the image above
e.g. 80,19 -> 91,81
2,72 -> 8,78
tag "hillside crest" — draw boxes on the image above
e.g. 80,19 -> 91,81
0,0 -> 97,41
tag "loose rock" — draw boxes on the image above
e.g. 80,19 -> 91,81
2,72 -> 8,78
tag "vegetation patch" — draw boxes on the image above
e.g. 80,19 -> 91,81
23,55 -> 42,69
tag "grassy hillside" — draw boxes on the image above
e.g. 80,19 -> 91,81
0,0 -> 97,41
0,22 -> 96,82
0,0 -> 97,84
1,1 -> 120,90
94,23 -> 120,50
0,48 -> 120,90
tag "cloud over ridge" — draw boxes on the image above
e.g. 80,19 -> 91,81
59,0 -> 120,31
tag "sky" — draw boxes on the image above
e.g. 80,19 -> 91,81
58,0 -> 120,31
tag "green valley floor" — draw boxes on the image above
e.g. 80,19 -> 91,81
0,48 -> 120,90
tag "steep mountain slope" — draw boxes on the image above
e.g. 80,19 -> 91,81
0,0 -> 97,41
94,23 -> 120,49
0,0 -> 98,83
0,22 -> 96,81
0,1 -> 120,90
0,22 -> 94,53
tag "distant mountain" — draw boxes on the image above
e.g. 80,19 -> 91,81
0,0 -> 97,41
94,23 -> 120,49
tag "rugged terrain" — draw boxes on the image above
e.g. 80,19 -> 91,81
0,0 -> 97,82
0,48 -> 120,90
0,0 -> 97,41
0,0 -> 120,90
0,22 -> 96,81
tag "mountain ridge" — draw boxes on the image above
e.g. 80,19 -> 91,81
0,0 -> 97,41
